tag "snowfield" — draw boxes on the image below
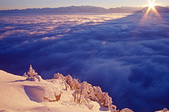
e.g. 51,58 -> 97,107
0,12 -> 169,112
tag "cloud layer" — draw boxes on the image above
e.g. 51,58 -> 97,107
0,13 -> 169,112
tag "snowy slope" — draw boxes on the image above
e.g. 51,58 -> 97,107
0,70 -> 110,112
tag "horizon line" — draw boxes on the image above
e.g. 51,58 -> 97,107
0,5 -> 169,11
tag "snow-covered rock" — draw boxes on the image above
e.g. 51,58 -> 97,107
155,108 -> 169,112
120,108 -> 133,112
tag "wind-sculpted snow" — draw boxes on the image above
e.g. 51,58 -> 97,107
0,13 -> 169,112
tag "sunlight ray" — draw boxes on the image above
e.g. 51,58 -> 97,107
139,0 -> 164,25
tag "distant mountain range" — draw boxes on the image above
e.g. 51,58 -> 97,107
0,6 -> 169,14
0,6 -> 142,13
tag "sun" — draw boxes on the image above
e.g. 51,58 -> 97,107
139,0 -> 163,25
148,0 -> 156,10
149,2 -> 155,8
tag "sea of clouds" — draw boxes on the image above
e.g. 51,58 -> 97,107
0,13 -> 169,112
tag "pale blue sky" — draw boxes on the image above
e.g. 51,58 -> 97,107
0,0 -> 169,10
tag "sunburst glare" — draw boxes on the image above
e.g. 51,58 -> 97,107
139,0 -> 163,25
148,0 -> 155,10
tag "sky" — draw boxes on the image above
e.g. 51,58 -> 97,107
0,0 -> 169,10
